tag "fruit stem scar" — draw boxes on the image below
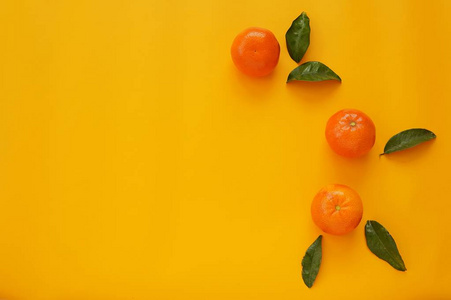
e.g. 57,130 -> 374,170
335,205 -> 341,211
350,121 -> 356,127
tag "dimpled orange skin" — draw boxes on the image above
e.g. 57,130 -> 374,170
231,27 -> 280,77
311,184 -> 363,235
325,109 -> 376,158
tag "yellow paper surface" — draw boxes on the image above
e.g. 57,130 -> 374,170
0,0 -> 450,299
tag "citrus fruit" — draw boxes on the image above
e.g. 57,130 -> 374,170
231,27 -> 280,77
325,109 -> 376,158
311,184 -> 363,235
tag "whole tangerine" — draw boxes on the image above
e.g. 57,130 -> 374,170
231,27 -> 280,77
325,109 -> 376,158
311,184 -> 363,235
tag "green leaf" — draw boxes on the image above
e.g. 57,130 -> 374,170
286,12 -> 310,63
287,61 -> 341,82
365,221 -> 406,271
301,235 -> 322,288
381,128 -> 436,155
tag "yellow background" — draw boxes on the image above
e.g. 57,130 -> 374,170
1,0 -> 450,299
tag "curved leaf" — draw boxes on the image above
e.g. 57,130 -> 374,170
381,128 -> 436,155
301,235 -> 322,288
365,221 -> 406,271
286,12 -> 310,63
287,61 -> 341,82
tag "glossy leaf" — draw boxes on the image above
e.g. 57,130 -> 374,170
365,221 -> 406,271
287,61 -> 341,82
301,235 -> 322,288
286,12 -> 310,63
381,128 -> 436,155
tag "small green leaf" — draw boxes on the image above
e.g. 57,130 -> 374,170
365,221 -> 406,271
287,61 -> 341,82
301,235 -> 322,288
381,128 -> 436,155
286,12 -> 310,63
